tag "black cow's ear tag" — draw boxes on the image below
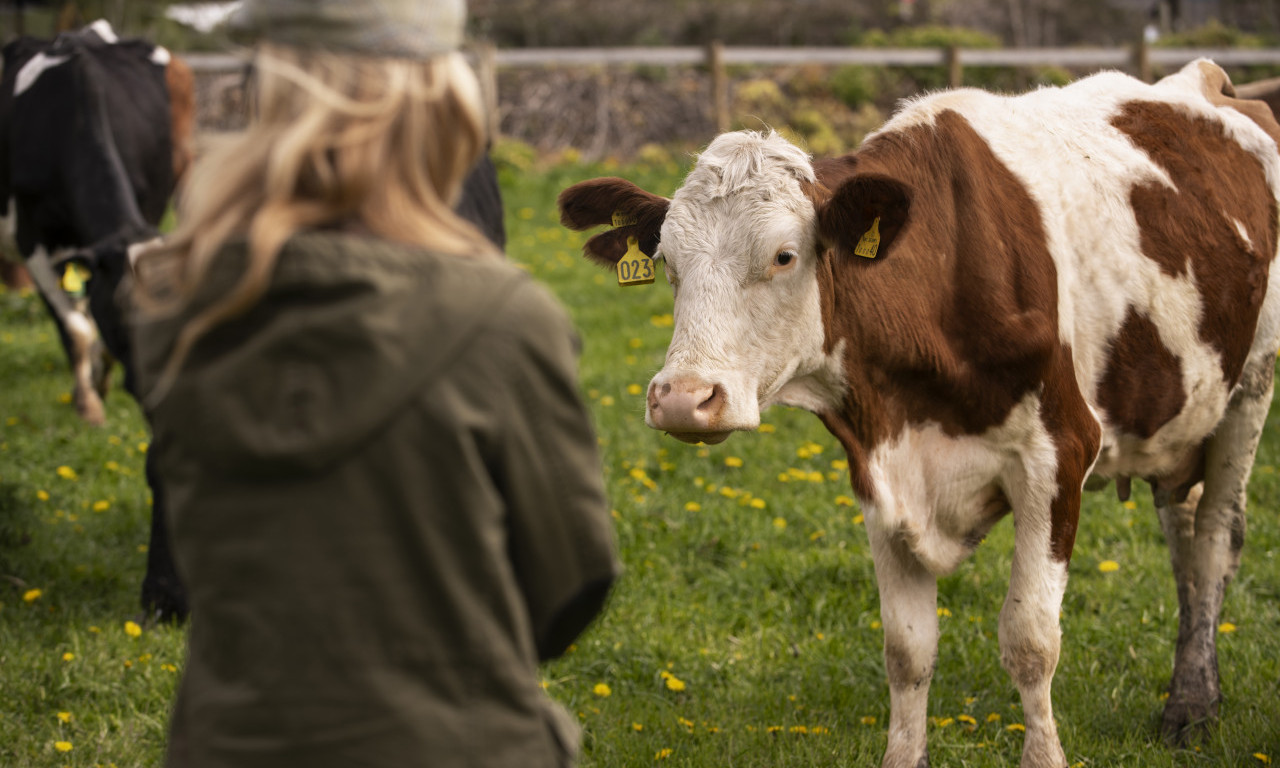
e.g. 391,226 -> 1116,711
854,216 -> 881,259
616,236 -> 655,286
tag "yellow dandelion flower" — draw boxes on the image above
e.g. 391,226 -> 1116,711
162,663 -> 178,672
766,726 -> 783,734
104,460 -> 119,471
55,465 -> 77,480
870,620 -> 882,630
1006,723 -> 1026,732
831,459 -> 848,470
92,500 -> 110,512
758,423 -> 776,433
809,529 -> 825,541
835,495 -> 854,506
1123,500 -> 1137,510
593,683 -> 612,697
790,725 -> 809,734
724,456 -> 744,468
777,472 -> 791,482
853,514 -> 865,525
719,486 -> 739,498
655,748 -> 673,760
632,723 -> 644,732
23,588 -> 43,603
600,396 -> 615,407
57,711 -> 72,723
958,714 -> 977,725
650,314 -> 674,327
987,713 -> 1001,723
1219,622 -> 1237,634
665,675 -> 686,692
750,498 -> 766,509
36,490 -> 50,501
678,717 -> 695,729
629,337 -> 643,349
937,607 -> 952,617
1098,560 -> 1120,573
807,471 -> 824,483
860,716 -> 877,725
62,652 -> 74,661
57,392 -> 73,404
124,621 -> 142,638
772,517 -> 787,530
933,717 -> 955,728
54,741 -> 72,752
1254,754 -> 1270,764
685,501 -> 702,512
627,384 -> 643,395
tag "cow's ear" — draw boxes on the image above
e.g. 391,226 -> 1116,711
558,177 -> 670,267
817,175 -> 911,263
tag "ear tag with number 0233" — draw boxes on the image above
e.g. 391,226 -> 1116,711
612,210 -> 637,227
616,236 -> 655,286
854,216 -> 881,259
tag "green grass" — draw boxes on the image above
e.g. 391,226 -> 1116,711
2,158 -> 1279,766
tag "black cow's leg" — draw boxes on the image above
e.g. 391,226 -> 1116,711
140,441 -> 188,622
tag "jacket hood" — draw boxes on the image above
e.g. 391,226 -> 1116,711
136,232 -> 526,477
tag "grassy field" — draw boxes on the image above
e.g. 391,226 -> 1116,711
1,156 -> 1279,767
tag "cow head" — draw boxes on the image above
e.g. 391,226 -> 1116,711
53,230 -> 158,398
560,130 -> 911,444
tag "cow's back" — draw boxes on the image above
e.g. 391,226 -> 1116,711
870,62 -> 1280,482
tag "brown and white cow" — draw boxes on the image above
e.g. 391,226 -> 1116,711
559,60 -> 1280,768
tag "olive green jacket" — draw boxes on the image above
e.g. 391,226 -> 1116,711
134,232 -> 619,768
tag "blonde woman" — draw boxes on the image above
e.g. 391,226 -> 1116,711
132,2 -> 618,766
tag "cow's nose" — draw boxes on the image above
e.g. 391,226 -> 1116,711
647,377 -> 726,432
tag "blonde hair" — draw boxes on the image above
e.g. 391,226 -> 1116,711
137,43 -> 495,398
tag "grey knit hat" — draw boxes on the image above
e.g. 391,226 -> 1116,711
227,0 -> 466,58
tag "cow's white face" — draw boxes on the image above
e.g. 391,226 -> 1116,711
646,132 -> 845,443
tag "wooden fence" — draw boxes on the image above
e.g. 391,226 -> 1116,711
185,43 -> 1280,139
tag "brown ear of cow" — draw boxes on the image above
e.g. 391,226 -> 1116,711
557,177 -> 670,267
817,175 -> 911,264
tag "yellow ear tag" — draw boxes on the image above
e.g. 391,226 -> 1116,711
616,236 -> 655,286
854,216 -> 881,259
60,263 -> 88,295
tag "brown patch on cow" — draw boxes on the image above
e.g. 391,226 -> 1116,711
1098,307 -> 1187,439
1112,101 -> 1277,387
1040,345 -> 1102,563
814,110 -> 1060,502
165,56 -> 196,186
557,177 -> 670,266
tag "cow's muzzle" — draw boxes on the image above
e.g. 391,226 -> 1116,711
647,376 -> 733,444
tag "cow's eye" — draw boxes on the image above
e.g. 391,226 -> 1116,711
774,250 -> 797,268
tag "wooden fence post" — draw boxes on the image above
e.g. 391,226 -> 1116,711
475,42 -> 500,143
1134,36 -> 1152,82
945,45 -> 962,88
708,40 -> 730,134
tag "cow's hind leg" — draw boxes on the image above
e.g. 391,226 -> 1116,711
868,521 -> 938,768
1158,353 -> 1271,743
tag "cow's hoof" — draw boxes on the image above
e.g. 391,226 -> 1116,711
1160,697 -> 1218,746
74,388 -> 106,426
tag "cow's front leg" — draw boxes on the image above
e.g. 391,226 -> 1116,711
868,521 -> 938,768
1159,353 -> 1271,743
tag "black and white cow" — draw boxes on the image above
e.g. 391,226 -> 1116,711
1,19 -> 192,424
1,20 -> 195,621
